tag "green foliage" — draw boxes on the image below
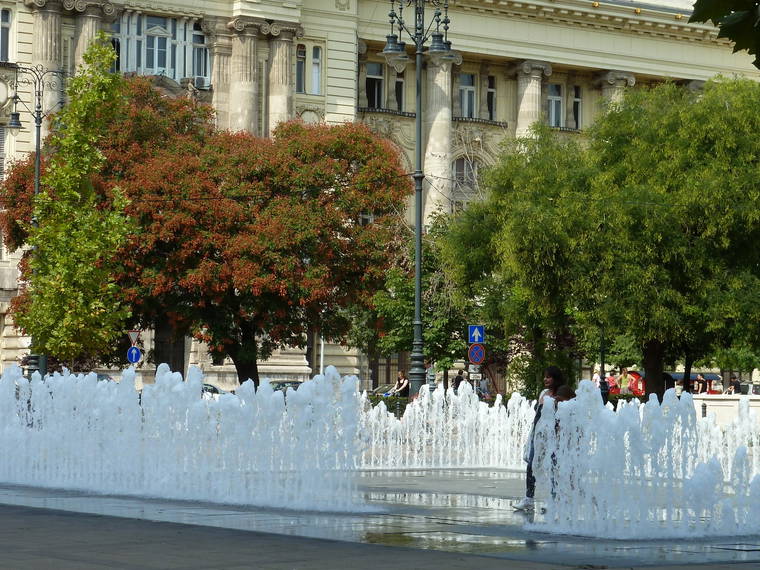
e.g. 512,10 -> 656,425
446,79 -> 760,397
690,1 -> 760,68
440,127 -> 585,395
367,395 -> 409,417
12,36 -> 132,362
372,214 -> 468,370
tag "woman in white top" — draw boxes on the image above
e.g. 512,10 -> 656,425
513,365 -> 566,512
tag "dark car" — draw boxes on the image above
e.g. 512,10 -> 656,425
269,380 -> 303,393
201,383 -> 230,400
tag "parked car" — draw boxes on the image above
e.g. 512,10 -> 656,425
268,380 -> 303,393
201,383 -> 229,401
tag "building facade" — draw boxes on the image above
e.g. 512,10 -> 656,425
0,0 -> 756,388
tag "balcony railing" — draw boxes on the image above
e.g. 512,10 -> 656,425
357,107 -> 416,118
453,116 -> 508,129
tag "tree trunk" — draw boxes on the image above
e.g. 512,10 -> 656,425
153,317 -> 189,379
682,353 -> 694,393
228,325 -> 260,386
369,352 -> 380,389
643,339 -> 665,401
443,368 -> 449,390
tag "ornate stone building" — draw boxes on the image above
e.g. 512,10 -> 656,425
0,0 -> 756,388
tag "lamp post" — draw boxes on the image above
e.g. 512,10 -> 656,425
382,1 -> 454,396
0,62 -> 66,378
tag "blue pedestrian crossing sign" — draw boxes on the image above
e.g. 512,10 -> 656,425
127,346 -> 142,364
468,325 -> 485,344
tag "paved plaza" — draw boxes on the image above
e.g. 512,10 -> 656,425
1,469 -> 760,569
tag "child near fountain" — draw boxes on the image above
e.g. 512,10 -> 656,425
513,365 -> 566,512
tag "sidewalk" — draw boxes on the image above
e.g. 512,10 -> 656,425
0,503 -> 754,570
1,470 -> 759,569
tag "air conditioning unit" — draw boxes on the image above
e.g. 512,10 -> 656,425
194,76 -> 209,89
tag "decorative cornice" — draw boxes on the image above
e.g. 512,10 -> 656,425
24,0 -> 61,10
260,21 -> 304,40
595,69 -> 635,87
227,17 -> 265,35
454,0 -> 726,46
118,2 -> 202,19
511,60 -> 552,78
428,50 -> 463,67
62,0 -> 115,16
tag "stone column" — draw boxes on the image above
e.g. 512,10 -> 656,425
69,1 -> 115,68
596,70 -> 635,104
265,22 -> 302,135
204,18 -> 233,130
423,52 -> 459,219
513,60 -> 552,138
227,18 -> 260,134
24,0 -> 63,140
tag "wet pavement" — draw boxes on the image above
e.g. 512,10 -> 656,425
1,469 -> 759,568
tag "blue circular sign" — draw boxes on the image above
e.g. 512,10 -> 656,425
468,343 -> 485,365
127,346 -> 142,364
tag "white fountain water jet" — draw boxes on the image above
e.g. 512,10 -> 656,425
526,380 -> 760,538
0,364 -> 367,512
5,358 -> 760,536
359,382 -> 534,470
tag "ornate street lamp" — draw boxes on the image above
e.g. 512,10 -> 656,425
382,1 -> 455,397
0,61 -> 66,378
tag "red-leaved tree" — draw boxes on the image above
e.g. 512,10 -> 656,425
1,78 -> 410,382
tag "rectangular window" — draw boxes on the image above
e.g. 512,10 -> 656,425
394,71 -> 404,112
572,85 -> 582,129
192,22 -> 209,84
547,84 -> 563,127
113,14 -> 209,84
486,75 -> 496,121
311,46 -> 321,95
0,9 -> 11,62
459,73 -> 476,118
296,44 -> 306,93
366,62 -> 384,109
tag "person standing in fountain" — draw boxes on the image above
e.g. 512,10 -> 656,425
513,365 -> 566,512
454,369 -> 465,392
389,370 -> 410,398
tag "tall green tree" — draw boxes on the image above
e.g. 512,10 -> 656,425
446,80 -> 760,398
8,37 -> 131,363
373,214 -> 469,374
580,80 -> 760,396
442,129 -> 586,396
